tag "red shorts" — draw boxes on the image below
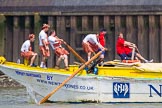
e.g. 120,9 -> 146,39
82,42 -> 98,53
55,47 -> 69,57
39,46 -> 50,57
21,51 -> 35,60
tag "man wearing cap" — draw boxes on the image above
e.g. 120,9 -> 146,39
20,34 -> 37,67
39,24 -> 50,68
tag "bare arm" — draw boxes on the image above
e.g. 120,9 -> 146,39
124,41 -> 134,47
42,39 -> 49,50
55,36 -> 63,43
97,43 -> 105,51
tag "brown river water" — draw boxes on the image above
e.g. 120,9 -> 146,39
0,87 -> 162,108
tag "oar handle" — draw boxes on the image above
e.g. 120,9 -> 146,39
131,45 -> 135,60
38,51 -> 103,104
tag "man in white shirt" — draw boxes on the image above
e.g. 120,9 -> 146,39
82,33 -> 105,61
39,24 -> 50,68
21,34 -> 37,66
48,30 -> 69,70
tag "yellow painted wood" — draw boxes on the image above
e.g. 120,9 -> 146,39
3,61 -> 162,79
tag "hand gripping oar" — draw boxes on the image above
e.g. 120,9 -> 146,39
38,51 -> 103,104
87,58 -> 102,74
62,41 -> 86,64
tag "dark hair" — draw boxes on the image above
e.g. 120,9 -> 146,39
100,28 -> 106,32
49,30 -> 55,36
28,34 -> 35,39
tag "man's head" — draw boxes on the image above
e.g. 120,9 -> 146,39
29,34 -> 35,42
42,24 -> 50,32
96,33 -> 99,37
119,32 -> 123,38
100,28 -> 107,35
49,30 -> 56,37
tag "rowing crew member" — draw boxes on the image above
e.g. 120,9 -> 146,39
48,30 -> 69,70
82,33 -> 105,62
20,34 -> 37,67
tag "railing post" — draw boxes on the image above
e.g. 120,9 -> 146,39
34,13 -> 41,65
0,14 -> 6,56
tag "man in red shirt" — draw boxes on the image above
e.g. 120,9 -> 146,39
116,32 -> 153,63
116,32 -> 129,60
98,29 -> 107,64
99,29 -> 107,47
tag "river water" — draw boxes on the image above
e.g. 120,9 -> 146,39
0,87 -> 162,108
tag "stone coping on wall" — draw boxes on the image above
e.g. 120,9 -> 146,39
0,0 -> 162,15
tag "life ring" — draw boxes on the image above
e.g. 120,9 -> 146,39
122,60 -> 140,63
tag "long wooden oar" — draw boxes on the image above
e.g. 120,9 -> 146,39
63,41 -> 86,63
38,51 -> 103,104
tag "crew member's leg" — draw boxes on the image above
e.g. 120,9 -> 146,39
30,53 -> 37,66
